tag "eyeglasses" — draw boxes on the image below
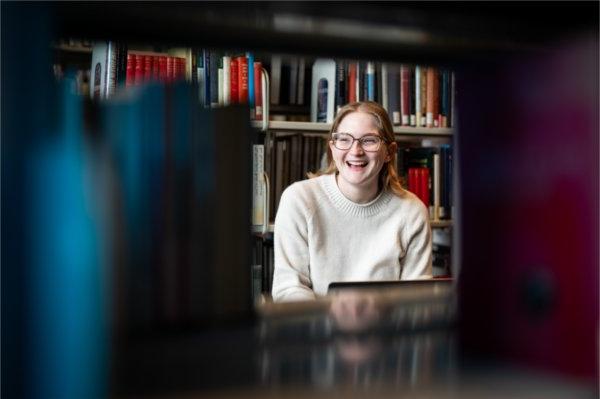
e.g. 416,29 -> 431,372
331,132 -> 386,152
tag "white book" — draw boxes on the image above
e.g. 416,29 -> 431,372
310,58 -> 337,123
270,55 -> 282,105
223,56 -> 231,105
218,67 -> 224,106
90,41 -> 108,100
252,144 -> 266,226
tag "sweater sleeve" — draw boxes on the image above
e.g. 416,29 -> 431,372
400,201 -> 433,279
271,184 -> 316,302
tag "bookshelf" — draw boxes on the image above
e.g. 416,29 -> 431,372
5,3 -> 598,398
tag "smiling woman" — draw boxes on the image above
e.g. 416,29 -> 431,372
272,101 -> 433,302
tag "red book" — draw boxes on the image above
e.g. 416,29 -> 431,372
126,53 -> 136,87
230,57 -> 239,104
408,168 -> 418,197
400,64 -> 410,126
166,56 -> 175,82
152,56 -> 160,81
253,61 -> 263,120
237,56 -> 248,104
419,167 -> 430,207
348,62 -> 357,103
143,55 -> 152,83
159,56 -> 167,82
134,54 -> 144,85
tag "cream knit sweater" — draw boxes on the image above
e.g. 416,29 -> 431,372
272,173 -> 432,302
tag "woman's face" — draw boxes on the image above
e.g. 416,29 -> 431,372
329,111 -> 393,199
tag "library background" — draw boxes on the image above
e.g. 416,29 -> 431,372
2,2 -> 598,398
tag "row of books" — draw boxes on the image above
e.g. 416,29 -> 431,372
398,145 -> 454,220
252,235 -> 274,297
197,50 -> 264,119
267,55 -> 312,107
252,135 -> 454,226
88,42 -> 265,120
311,59 -> 455,128
252,135 -> 329,224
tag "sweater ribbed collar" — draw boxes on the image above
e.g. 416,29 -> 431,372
320,173 -> 394,218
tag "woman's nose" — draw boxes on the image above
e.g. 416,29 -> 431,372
349,139 -> 364,154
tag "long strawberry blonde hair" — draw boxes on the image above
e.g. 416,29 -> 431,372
308,101 -> 405,197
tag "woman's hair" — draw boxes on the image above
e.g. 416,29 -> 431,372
308,101 -> 405,197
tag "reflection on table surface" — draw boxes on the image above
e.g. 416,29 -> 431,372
113,282 -> 595,398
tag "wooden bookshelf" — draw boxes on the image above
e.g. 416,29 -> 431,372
251,120 -> 454,136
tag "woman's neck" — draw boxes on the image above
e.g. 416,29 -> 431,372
335,174 -> 380,204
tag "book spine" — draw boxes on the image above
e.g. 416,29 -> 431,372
348,62 -> 357,103
197,51 -> 205,105
288,56 -> 297,106
126,53 -> 135,87
366,62 -> 375,101
237,55 -> 249,104
143,55 -> 152,83
335,60 -> 346,113
270,55 -> 281,105
426,67 -> 436,128
409,66 -> 416,126
152,56 -> 160,82
387,65 -> 400,125
222,56 -> 231,105
415,65 -> 421,127
297,58 -> 306,105
209,51 -> 220,107
230,57 -> 239,104
203,50 -> 211,106
433,153 -> 440,220
400,64 -> 410,126
381,63 -> 388,111
217,57 -> 224,106
441,69 -> 450,128
254,62 -> 263,120
247,52 -> 255,109
159,56 -> 167,83
166,56 -> 175,83
420,66 -> 427,126
135,54 -> 144,86
252,144 -> 265,226
420,167 -> 430,210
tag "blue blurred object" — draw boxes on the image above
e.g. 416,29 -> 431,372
25,79 -> 108,399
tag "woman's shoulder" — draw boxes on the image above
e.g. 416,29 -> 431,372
389,188 -> 430,220
280,175 -> 329,206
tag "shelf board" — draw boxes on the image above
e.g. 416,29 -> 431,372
53,44 -> 93,54
252,120 -> 453,136
253,220 -> 452,234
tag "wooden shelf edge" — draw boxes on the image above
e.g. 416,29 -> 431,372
253,220 -> 452,234
252,120 -> 454,136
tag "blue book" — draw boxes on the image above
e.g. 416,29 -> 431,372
246,52 -> 255,108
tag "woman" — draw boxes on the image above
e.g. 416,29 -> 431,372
272,101 -> 432,302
